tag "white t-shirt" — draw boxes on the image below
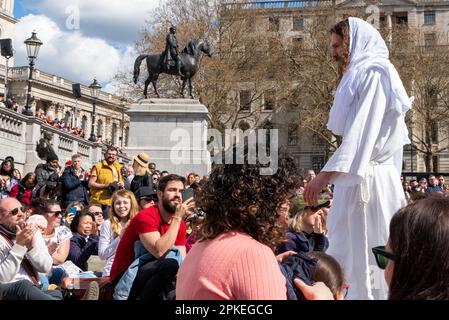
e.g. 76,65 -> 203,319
43,226 -> 72,246
98,219 -> 121,277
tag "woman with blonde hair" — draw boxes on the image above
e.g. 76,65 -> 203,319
277,196 -> 330,255
98,189 -> 139,276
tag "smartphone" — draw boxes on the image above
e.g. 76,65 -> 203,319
182,188 -> 194,201
69,207 -> 77,216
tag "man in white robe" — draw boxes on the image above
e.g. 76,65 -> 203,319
304,17 -> 412,300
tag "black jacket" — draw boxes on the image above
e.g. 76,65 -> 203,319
60,166 -> 89,207
130,173 -> 154,195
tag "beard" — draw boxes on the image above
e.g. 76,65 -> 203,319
162,195 -> 180,214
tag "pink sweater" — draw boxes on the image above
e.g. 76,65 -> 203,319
176,231 -> 287,300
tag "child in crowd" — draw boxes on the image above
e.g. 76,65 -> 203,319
277,196 -> 330,254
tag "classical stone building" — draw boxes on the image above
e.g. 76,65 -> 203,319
0,0 -> 131,171
220,0 -> 449,173
7,67 -> 130,148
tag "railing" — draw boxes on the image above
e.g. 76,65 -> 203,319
0,107 -> 130,171
222,0 -> 335,10
9,67 -> 123,105
0,107 -> 26,142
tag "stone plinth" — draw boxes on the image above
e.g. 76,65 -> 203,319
125,99 -> 211,176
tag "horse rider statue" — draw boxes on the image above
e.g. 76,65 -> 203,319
164,26 -> 183,77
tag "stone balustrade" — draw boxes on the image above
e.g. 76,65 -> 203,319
0,106 -> 130,174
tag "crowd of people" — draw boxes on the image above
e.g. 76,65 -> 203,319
1,17 -> 449,301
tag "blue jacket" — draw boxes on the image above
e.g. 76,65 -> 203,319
60,166 -> 89,207
113,241 -> 183,300
279,252 -> 317,300
67,232 -> 99,271
277,231 -> 329,254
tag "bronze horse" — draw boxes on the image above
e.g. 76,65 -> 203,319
133,38 -> 212,99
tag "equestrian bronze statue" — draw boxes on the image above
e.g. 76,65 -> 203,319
133,37 -> 212,99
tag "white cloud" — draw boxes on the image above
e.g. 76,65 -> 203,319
14,14 -> 129,89
22,0 -> 162,45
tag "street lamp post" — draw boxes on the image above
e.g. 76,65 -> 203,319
23,31 -> 43,116
88,78 -> 101,142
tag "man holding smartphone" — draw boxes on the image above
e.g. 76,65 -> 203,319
110,174 -> 194,300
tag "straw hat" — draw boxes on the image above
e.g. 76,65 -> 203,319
133,152 -> 150,167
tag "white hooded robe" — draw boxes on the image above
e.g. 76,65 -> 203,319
323,18 -> 412,300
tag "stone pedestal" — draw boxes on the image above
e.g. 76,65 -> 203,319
125,99 -> 211,176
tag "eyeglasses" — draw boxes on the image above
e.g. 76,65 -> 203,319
8,205 -> 27,216
152,178 -> 159,181
89,211 -> 103,216
372,245 -> 395,269
47,210 -> 63,217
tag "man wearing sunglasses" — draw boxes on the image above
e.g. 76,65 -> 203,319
0,197 -> 60,300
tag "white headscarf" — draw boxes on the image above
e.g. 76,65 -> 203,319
327,17 -> 413,136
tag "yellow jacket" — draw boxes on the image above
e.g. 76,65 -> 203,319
89,160 -> 123,206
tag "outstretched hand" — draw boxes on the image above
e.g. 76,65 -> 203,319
294,278 -> 334,300
303,172 -> 333,206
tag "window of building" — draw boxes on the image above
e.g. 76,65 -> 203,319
292,37 -> 304,51
239,90 -> 251,111
312,156 -> 325,172
97,119 -> 103,137
431,122 -> 439,144
424,11 -> 435,25
313,133 -> 324,146
432,156 -> 439,172
396,15 -> 408,26
64,111 -> 71,124
292,16 -> 304,31
81,115 -> 87,131
268,16 -> 280,32
424,33 -> 436,46
264,90 -> 275,110
112,123 -> 118,145
288,124 -> 298,146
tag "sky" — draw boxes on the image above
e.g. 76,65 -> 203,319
12,0 -> 163,94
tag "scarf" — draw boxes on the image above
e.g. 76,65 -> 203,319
327,17 -> 413,137
0,224 -> 16,240
0,224 -> 40,286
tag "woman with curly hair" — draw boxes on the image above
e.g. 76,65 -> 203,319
176,150 -> 303,299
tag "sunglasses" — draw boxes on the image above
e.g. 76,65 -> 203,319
342,283 -> 349,299
89,211 -> 103,216
372,245 -> 395,269
9,205 -> 27,216
47,210 -> 63,217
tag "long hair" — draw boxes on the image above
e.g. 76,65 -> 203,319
109,189 -> 139,237
0,159 -> 15,177
330,19 -> 350,84
388,196 -> 449,300
20,172 -> 36,188
195,149 -> 301,251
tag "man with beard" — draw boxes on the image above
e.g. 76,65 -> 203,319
109,174 -> 194,300
89,147 -> 124,216
304,18 -> 412,299
0,197 -> 60,299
